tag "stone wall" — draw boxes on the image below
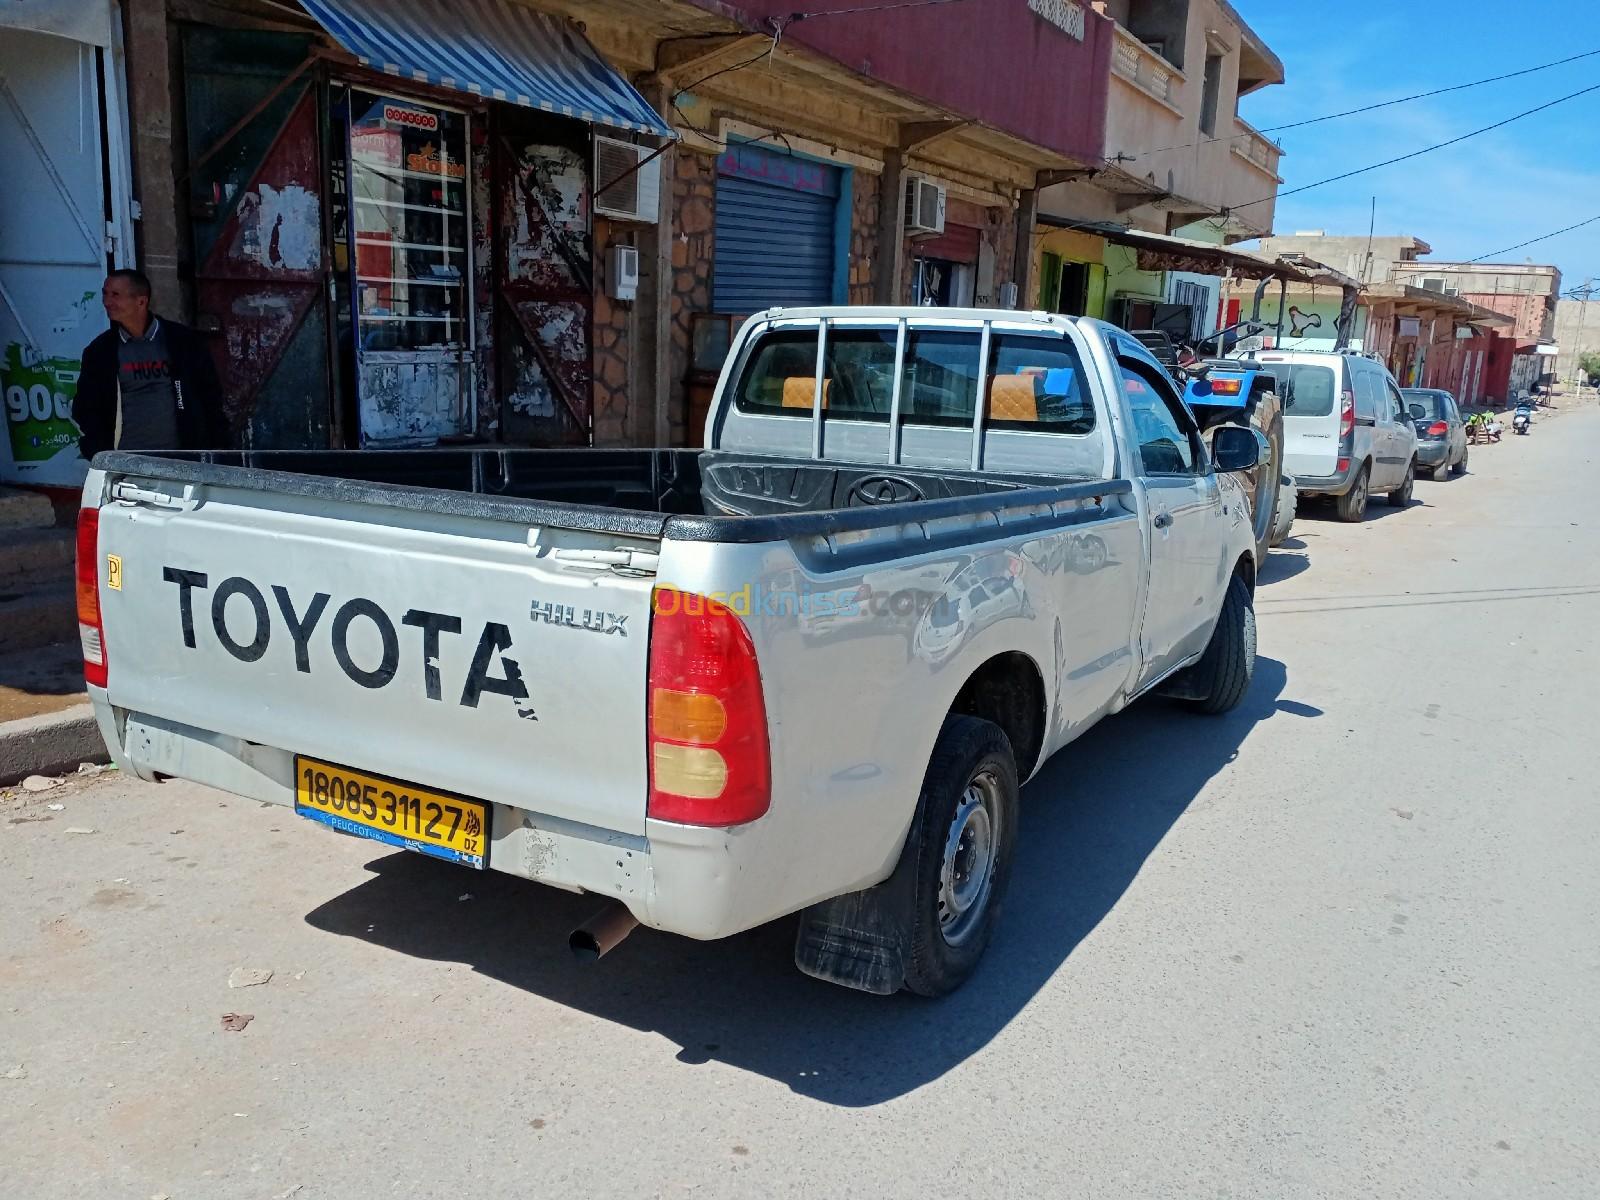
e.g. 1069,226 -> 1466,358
590,221 -> 633,445
669,148 -> 717,444
850,170 -> 880,305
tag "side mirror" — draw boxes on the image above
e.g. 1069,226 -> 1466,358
1211,425 -> 1260,473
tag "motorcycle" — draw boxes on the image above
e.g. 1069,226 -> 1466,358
1513,403 -> 1532,435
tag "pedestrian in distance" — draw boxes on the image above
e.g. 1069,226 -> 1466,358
72,268 -> 230,460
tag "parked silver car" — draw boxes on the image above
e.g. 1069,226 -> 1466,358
1401,388 -> 1469,479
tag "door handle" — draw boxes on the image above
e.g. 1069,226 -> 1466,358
1153,511 -> 1173,529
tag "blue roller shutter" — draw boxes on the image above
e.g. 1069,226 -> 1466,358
714,142 -> 839,313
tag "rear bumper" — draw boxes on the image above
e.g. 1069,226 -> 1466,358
1415,441 -> 1450,467
88,694 -> 768,942
1293,458 -> 1360,497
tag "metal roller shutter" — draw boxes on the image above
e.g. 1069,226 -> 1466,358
714,145 -> 839,313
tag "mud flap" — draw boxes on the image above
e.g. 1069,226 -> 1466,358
793,802 -> 923,994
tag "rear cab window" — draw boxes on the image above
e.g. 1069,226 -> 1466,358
733,324 -> 1096,434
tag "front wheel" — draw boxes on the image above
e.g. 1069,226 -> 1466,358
1163,574 -> 1256,715
1386,460 -> 1415,507
902,716 -> 1020,997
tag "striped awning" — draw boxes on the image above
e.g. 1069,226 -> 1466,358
300,0 -> 673,136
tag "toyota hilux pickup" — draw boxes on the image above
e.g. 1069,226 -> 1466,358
76,308 -> 1260,995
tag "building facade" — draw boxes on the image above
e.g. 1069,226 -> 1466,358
0,1 -> 138,488
16,0 -> 1118,479
1553,295 -> 1600,385
1029,0 -> 1287,344
1247,234 -> 1554,404
1389,262 -> 1561,399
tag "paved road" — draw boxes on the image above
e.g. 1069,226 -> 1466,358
4,406 -> 1598,1199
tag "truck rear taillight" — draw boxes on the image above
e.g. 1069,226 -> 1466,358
647,588 -> 770,826
75,508 -> 107,688
1339,389 -> 1356,441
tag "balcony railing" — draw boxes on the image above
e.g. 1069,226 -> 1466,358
1231,118 -> 1281,179
1111,26 -> 1182,110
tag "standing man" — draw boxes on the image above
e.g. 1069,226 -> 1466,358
72,269 -> 229,460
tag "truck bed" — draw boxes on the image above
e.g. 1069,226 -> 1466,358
95,448 -> 1124,546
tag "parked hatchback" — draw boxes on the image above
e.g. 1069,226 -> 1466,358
1401,388 -> 1468,479
1253,351 -> 1418,521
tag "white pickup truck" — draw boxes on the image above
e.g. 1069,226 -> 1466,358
77,308 -> 1261,995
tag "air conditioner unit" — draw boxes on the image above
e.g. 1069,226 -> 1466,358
593,136 -> 661,223
904,175 -> 946,235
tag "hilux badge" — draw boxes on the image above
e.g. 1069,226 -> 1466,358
530,599 -> 629,636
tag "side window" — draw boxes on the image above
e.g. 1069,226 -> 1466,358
1350,363 -> 1380,421
1119,359 -> 1199,476
1384,379 -> 1407,423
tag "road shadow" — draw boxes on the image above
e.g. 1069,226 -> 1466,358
1300,496 -> 1429,524
0,640 -> 86,720
1258,547 -> 1309,586
305,657 -> 1297,1107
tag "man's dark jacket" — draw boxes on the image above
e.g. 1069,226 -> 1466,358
73,318 -> 230,459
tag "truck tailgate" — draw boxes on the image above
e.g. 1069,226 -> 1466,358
95,480 -> 654,836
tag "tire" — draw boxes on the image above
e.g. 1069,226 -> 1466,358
1249,409 -> 1284,564
1334,464 -> 1369,522
1166,573 -> 1256,715
1432,460 -> 1450,482
901,715 -> 1020,998
1386,460 -> 1415,507
1452,447 -> 1468,476
1269,476 -> 1296,548
1251,470 -> 1280,565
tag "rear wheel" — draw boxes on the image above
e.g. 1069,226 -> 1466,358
1432,459 -> 1450,482
902,716 -> 1019,997
1335,464 -> 1369,522
1452,447 -> 1468,475
1387,460 -> 1415,507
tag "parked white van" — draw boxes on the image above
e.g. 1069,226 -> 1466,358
1252,351 -> 1418,522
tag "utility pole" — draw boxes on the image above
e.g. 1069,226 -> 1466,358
1571,277 -> 1594,390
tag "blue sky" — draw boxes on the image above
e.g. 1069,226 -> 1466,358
1236,1 -> 1600,290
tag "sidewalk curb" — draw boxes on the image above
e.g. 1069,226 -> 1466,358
0,704 -> 108,786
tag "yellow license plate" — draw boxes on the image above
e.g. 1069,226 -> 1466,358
294,756 -> 489,868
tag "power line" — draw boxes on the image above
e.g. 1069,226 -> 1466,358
1468,214 -> 1600,263
790,0 -> 972,15
1134,46 -> 1600,159
1226,80 -> 1600,212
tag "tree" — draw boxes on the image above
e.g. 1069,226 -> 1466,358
1580,350 -> 1600,386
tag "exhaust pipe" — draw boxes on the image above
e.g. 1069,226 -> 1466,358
569,901 -> 640,963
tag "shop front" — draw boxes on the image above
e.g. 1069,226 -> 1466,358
712,141 -> 848,314
0,0 -> 135,489
175,0 -> 669,451
911,222 -> 980,307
